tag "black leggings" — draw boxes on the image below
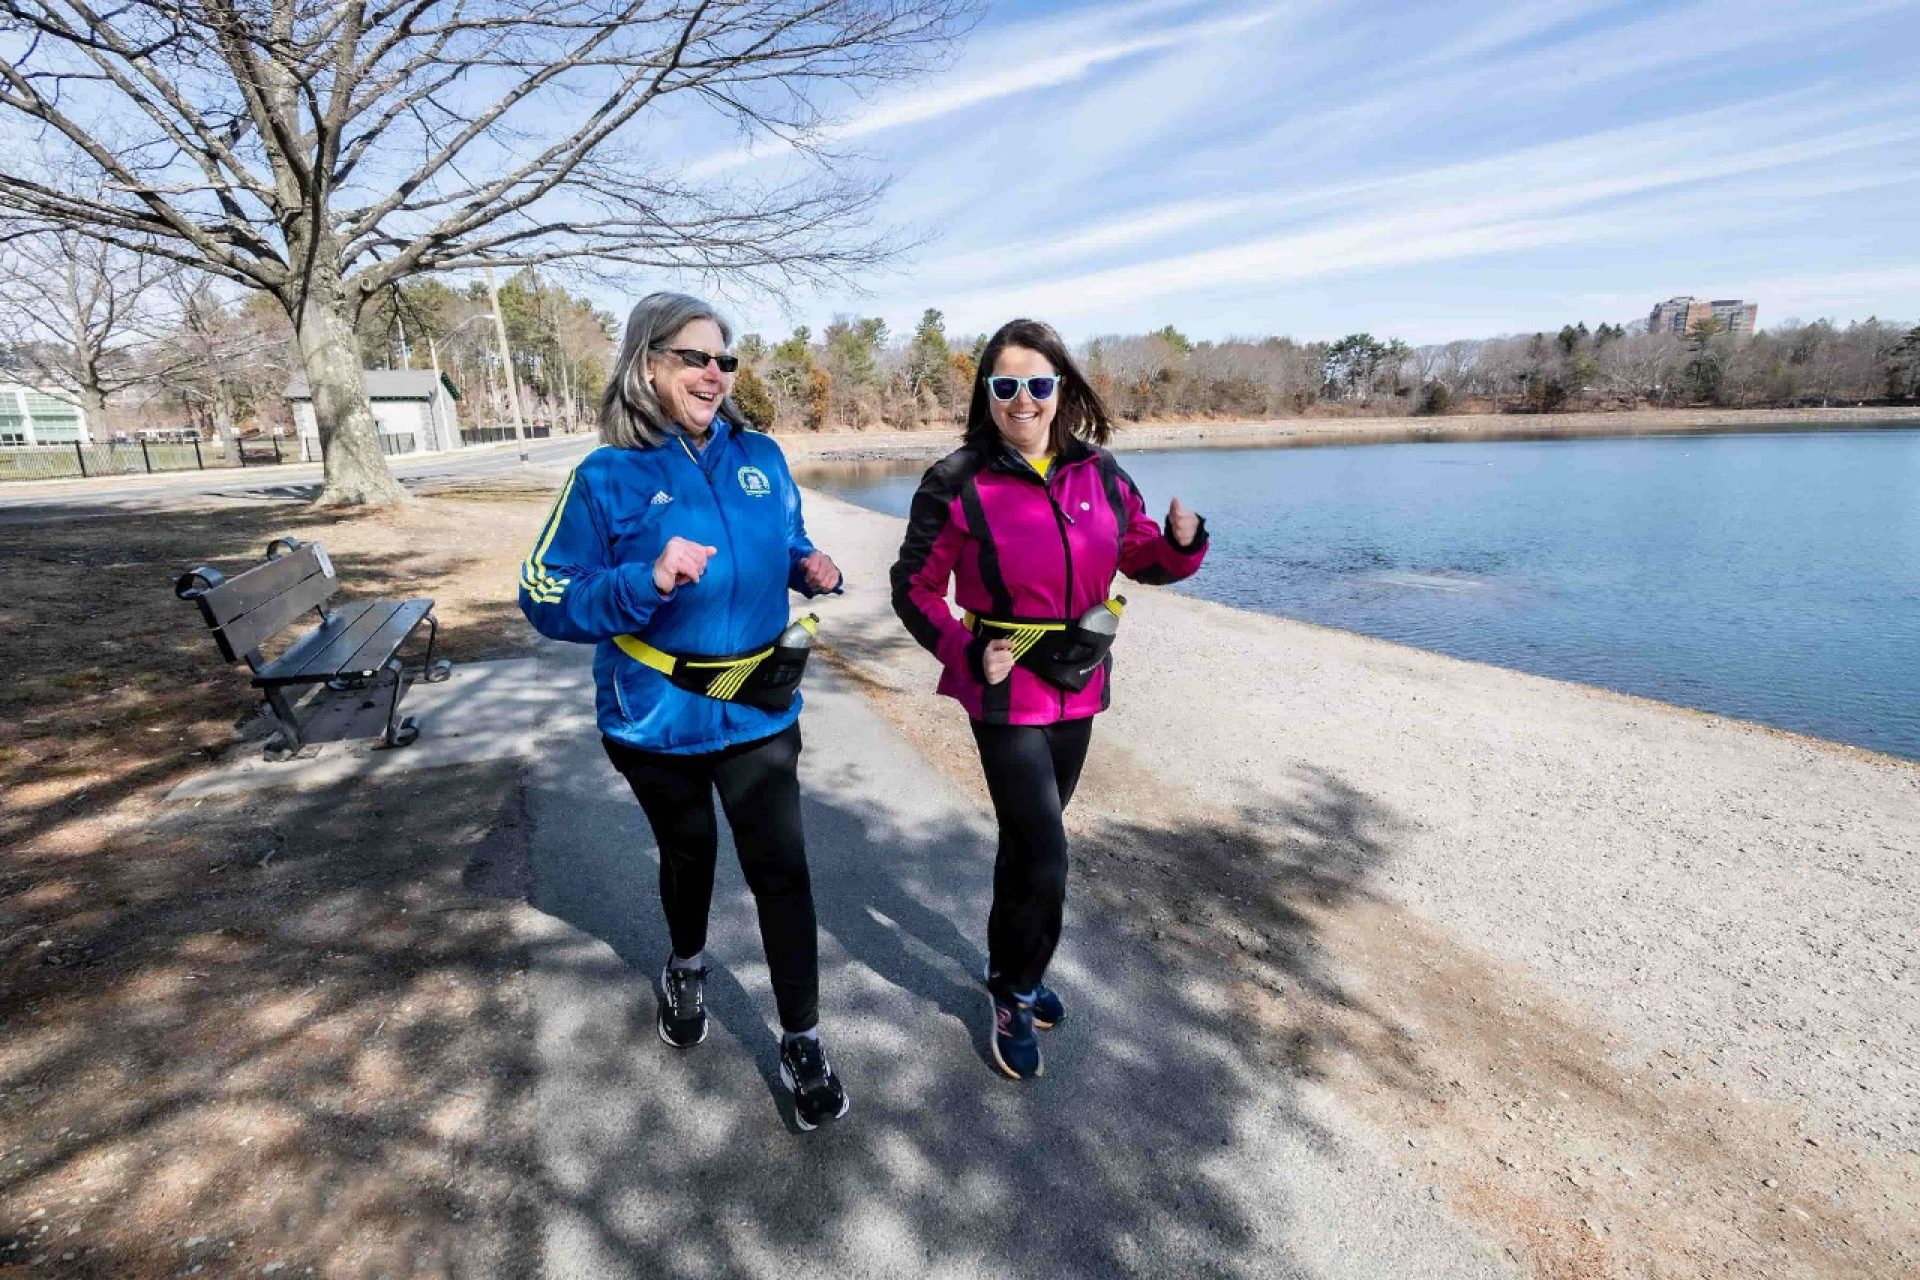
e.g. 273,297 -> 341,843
602,722 -> 818,1033
970,716 -> 1095,997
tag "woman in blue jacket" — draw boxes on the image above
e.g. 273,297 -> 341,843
518,291 -> 848,1131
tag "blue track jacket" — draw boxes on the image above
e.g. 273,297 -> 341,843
518,419 -> 831,753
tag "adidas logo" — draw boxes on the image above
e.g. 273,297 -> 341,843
649,491 -> 673,506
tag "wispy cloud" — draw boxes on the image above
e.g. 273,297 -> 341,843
686,3 -> 1287,179
913,83 -> 1920,328
654,0 -> 1920,341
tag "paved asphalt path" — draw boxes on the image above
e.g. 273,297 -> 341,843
0,433 -> 596,524
518,641 -> 1517,1279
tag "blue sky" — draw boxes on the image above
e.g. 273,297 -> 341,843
648,0 -> 1920,347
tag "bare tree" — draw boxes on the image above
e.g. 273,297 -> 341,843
1596,330 -> 1683,403
0,225 -> 189,427
0,1 -> 970,504
159,276 -> 293,456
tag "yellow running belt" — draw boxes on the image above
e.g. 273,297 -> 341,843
962,598 -> 1123,660
612,616 -> 818,701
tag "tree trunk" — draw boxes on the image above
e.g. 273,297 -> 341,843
293,274 -> 407,507
77,385 -> 109,438
210,386 -> 242,459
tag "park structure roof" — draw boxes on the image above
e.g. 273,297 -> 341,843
284,370 -> 461,403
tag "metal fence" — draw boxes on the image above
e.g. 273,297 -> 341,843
460,423 -> 556,446
2,418 -> 567,482
0,437 -> 298,482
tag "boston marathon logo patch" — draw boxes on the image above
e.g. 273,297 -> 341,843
736,465 -> 772,497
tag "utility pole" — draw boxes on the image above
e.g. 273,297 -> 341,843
485,263 -> 529,463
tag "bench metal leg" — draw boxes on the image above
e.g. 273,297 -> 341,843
262,685 -> 307,755
420,610 -> 452,683
379,658 -> 420,748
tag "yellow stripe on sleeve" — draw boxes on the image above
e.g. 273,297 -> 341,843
520,468 -> 579,602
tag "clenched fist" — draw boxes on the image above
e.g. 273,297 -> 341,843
653,536 -> 718,594
799,549 -> 842,593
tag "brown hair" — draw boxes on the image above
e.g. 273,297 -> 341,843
963,318 -> 1113,454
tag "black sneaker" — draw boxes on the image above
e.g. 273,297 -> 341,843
984,963 -> 1065,1029
779,1034 -> 850,1131
989,991 -> 1043,1080
658,960 -> 708,1048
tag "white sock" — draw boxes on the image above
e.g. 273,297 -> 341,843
783,1027 -> 819,1045
669,952 -> 705,972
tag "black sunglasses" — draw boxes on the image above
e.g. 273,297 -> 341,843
655,345 -> 740,374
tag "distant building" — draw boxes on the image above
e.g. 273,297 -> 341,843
1649,296 -> 1757,337
0,383 -> 90,447
284,369 -> 462,462
1709,298 -> 1758,337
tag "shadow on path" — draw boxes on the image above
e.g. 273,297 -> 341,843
519,675 -> 1480,1279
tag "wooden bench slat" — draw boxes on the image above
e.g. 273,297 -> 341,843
217,569 -> 342,662
250,601 -> 380,683
334,600 -> 434,678
196,543 -> 337,629
253,598 -> 433,686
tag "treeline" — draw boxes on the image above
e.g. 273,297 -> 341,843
10,265 -> 1914,444
0,260 -> 615,442
359,274 -> 615,429
722,312 -> 1920,433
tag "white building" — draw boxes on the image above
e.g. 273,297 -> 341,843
285,370 -> 462,461
0,383 -> 90,446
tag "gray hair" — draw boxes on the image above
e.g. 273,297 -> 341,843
599,291 -> 744,448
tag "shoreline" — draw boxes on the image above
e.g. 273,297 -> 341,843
777,404 -> 1920,461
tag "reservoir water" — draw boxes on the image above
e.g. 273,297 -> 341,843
802,427 -> 1920,762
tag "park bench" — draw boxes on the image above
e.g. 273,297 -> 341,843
175,535 -> 450,756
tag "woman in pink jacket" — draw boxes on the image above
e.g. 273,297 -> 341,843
889,318 -> 1208,1080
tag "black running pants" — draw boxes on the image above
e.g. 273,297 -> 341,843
971,716 -> 1095,997
602,722 -> 818,1033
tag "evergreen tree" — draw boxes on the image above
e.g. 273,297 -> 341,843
732,364 -> 777,429
906,308 -> 952,396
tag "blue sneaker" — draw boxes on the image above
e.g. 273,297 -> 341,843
989,991 -> 1043,1080
984,964 -> 1065,1029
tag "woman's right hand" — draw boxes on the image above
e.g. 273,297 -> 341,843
981,637 -> 1015,685
653,536 -> 718,595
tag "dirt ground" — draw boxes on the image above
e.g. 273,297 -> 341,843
0,490 -> 554,1277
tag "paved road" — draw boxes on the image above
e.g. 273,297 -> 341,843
519,643 -> 1517,1279
0,434 -> 597,524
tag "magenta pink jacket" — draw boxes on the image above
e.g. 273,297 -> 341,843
889,437 -> 1209,724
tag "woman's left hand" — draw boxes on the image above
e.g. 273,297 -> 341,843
1167,496 -> 1201,548
800,550 -> 842,593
